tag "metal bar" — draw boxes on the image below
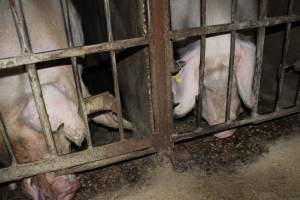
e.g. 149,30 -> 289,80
1,14 -> 299,70
225,0 -> 237,121
276,0 -> 295,110
252,0 -> 268,116
170,15 -> 300,41
149,0 -> 173,150
0,115 -> 17,165
0,136 -> 153,183
174,106 -> 300,142
104,0 -> 125,140
0,37 -> 148,69
196,0 -> 206,126
60,0 -> 93,148
9,0 -> 57,155
56,147 -> 156,176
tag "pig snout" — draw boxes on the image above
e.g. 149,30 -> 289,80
49,174 -> 80,200
214,129 -> 236,139
23,174 -> 80,200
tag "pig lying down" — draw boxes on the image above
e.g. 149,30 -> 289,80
0,0 -> 131,199
171,0 -> 257,138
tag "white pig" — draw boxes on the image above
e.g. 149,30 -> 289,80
171,0 -> 257,138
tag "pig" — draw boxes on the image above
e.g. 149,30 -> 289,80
170,0 -> 257,138
0,0 -> 130,199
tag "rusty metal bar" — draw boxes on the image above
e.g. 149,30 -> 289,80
9,0 -> 57,155
196,0 -> 207,126
174,106 -> 300,142
0,37 -> 148,69
149,0 -> 173,150
0,115 -> 17,165
104,0 -> 125,140
252,0 -> 268,116
56,147 -> 156,176
276,0 -> 295,110
225,0 -> 237,121
0,136 -> 153,183
60,0 -> 93,148
170,14 -> 300,41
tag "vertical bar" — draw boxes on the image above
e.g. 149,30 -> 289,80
9,0 -> 57,155
148,0 -> 173,150
276,0 -> 295,110
104,0 -> 125,140
60,0 -> 93,148
196,0 -> 207,126
0,115 -> 17,165
252,0 -> 268,117
225,0 -> 237,121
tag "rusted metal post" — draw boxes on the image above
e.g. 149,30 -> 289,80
225,0 -> 237,121
252,0 -> 268,117
196,0 -> 207,126
104,0 -> 125,140
276,0 -> 295,110
9,0 -> 57,155
60,0 -> 93,148
149,0 -> 173,150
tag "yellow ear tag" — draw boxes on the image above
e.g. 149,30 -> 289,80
173,73 -> 182,83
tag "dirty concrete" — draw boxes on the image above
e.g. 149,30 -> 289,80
2,115 -> 300,200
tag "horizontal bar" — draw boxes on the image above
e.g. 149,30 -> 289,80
56,147 -> 156,176
173,106 -> 300,143
0,36 -> 148,69
0,136 -> 153,183
170,15 -> 300,41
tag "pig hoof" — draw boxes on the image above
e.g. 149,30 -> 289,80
214,129 -> 236,139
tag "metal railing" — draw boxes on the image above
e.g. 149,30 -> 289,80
0,0 -> 157,183
0,0 -> 299,185
170,0 -> 300,142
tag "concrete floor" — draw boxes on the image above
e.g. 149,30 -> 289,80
95,133 -> 300,200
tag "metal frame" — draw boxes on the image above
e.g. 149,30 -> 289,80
171,0 -> 300,142
0,0 -> 300,185
0,0 -> 159,183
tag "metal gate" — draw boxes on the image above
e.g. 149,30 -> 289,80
0,0 -> 299,186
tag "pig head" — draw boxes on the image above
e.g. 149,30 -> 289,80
171,0 -> 257,138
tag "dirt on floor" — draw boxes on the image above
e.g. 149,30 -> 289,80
1,115 -> 300,200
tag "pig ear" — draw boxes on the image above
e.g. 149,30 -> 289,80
234,39 -> 256,108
